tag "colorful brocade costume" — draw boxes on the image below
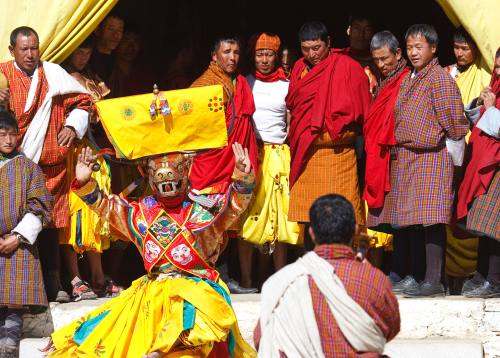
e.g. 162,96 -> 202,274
49,167 -> 257,357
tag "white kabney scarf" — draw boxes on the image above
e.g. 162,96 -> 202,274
19,61 -> 88,163
258,251 -> 386,358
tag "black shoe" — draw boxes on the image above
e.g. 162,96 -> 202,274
226,279 -> 258,294
461,275 -> 486,295
388,272 -> 402,286
392,275 -> 419,294
404,281 -> 445,297
463,281 -> 500,298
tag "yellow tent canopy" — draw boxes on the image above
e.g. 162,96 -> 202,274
0,0 -> 117,63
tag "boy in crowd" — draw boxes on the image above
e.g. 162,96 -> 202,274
0,111 -> 52,357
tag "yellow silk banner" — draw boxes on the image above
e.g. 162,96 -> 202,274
0,0 -> 117,63
96,85 -> 228,159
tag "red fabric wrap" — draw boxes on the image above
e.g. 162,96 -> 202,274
457,70 -> 500,219
189,75 -> 258,191
286,50 -> 371,186
480,61 -> 500,117
254,67 -> 287,82
363,66 -> 410,209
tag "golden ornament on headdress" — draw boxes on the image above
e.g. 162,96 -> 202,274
150,83 -> 171,121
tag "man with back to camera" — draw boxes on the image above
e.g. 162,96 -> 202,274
255,194 -> 400,357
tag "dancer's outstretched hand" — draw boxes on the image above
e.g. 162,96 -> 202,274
232,142 -> 251,174
76,146 -> 97,185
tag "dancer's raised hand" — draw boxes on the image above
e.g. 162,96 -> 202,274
232,142 -> 251,174
76,146 -> 97,185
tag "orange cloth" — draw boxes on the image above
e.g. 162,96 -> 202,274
191,63 -> 234,107
288,132 -> 364,224
255,33 -> 281,52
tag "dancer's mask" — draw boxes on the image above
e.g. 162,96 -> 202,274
143,153 -> 192,199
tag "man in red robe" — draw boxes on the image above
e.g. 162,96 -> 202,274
254,194 -> 400,357
0,27 -> 92,302
364,31 -> 412,287
364,31 -> 409,211
286,21 -> 371,239
457,49 -> 500,298
189,36 -> 259,294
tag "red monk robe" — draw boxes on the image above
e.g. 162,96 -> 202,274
340,47 -> 380,93
364,59 -> 409,209
457,69 -> 500,220
189,63 -> 258,193
0,61 -> 92,228
286,49 -> 370,187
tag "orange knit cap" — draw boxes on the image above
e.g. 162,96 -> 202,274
255,33 -> 281,53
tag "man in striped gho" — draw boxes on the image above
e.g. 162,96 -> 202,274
0,111 -> 52,357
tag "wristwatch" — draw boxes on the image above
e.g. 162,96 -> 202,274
64,125 -> 76,134
12,232 -> 24,244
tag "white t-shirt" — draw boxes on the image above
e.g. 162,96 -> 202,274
247,74 -> 289,144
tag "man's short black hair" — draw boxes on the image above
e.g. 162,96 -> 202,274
10,26 -> 39,47
371,31 -> 400,54
0,110 -> 19,132
348,12 -> 374,27
98,12 -> 125,30
405,24 -> 439,47
309,194 -> 356,245
496,47 -> 500,59
211,36 -> 240,55
298,21 -> 329,43
453,27 -> 475,46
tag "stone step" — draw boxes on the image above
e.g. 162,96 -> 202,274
384,339 -> 483,358
20,295 -> 500,357
20,338 -> 49,358
20,337 -> 484,358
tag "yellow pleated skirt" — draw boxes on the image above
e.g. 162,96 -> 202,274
49,275 -> 256,358
241,144 -> 300,246
59,139 -> 113,253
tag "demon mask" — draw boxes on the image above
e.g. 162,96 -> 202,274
144,153 -> 193,199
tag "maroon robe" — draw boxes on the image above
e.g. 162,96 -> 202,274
286,50 -> 371,186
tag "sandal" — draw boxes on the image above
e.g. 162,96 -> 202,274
71,280 -> 98,302
104,279 -> 124,298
